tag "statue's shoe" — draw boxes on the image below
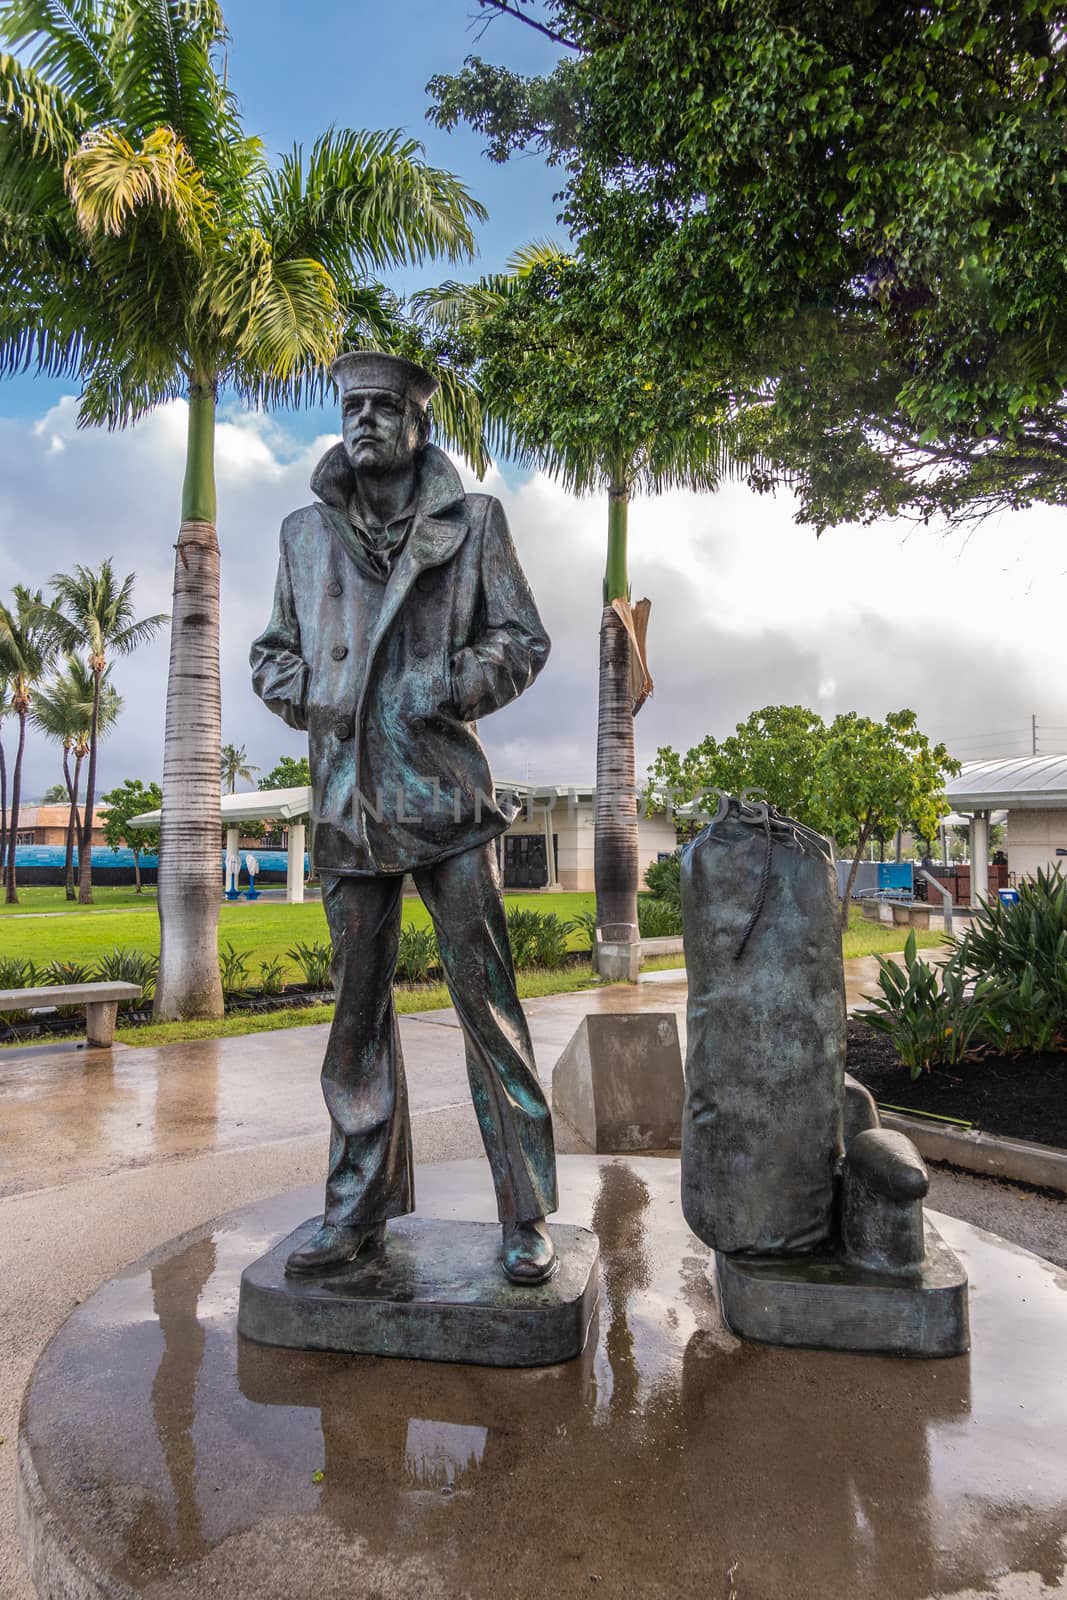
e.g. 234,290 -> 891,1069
285,1221 -> 386,1277
502,1217 -> 558,1284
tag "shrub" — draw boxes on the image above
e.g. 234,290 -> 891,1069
94,948 -> 158,1008
219,942 -> 251,997
396,924 -> 440,985
955,867 -> 1067,1052
41,959 -> 97,1016
644,851 -> 682,907
286,940 -> 334,991
861,933 -> 995,1077
257,955 -> 288,996
506,907 -> 572,969
0,956 -> 39,1024
565,909 -> 597,953
637,898 -> 684,938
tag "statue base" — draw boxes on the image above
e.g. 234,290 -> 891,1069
237,1215 -> 600,1367
715,1218 -> 969,1357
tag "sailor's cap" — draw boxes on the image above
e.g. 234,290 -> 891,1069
331,351 -> 439,411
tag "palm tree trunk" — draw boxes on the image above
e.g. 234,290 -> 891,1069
5,708 -> 27,904
0,734 -> 7,875
155,381 -> 224,1019
593,478 -> 639,976
76,672 -> 102,903
133,846 -> 142,894
65,750 -> 83,901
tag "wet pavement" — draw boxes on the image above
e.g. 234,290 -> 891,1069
4,960 -> 1066,1599
0,965 -> 890,1199
18,1156 -> 1067,1600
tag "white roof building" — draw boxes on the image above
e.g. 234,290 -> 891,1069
945,756 -> 1067,886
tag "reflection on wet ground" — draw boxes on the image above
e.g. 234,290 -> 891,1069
20,1157 -> 1067,1599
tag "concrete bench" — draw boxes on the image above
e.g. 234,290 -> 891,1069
0,981 -> 142,1046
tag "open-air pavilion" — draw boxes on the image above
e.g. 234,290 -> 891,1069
129,785 -> 311,903
945,755 -> 1067,899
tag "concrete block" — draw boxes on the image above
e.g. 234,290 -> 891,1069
594,931 -> 641,981
552,1012 -> 684,1152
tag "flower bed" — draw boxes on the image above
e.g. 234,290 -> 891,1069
847,1017 -> 1067,1150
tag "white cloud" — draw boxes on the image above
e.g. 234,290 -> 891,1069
1,394 -> 1065,800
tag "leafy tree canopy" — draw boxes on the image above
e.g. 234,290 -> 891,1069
431,1 -> 1067,526
101,776 -> 162,854
649,704 -> 959,917
258,754 -> 311,791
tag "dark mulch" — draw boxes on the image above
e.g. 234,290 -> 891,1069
847,1018 -> 1067,1149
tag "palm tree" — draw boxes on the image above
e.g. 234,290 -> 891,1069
419,249 -> 737,973
0,0 -> 486,1016
32,654 -> 122,899
48,561 -> 165,902
220,742 -> 257,794
0,586 -> 59,903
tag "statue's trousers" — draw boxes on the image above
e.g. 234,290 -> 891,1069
319,841 -> 558,1228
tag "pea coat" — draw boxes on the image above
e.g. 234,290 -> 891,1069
250,442 -> 550,875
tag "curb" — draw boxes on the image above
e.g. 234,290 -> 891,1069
879,1111 -> 1067,1195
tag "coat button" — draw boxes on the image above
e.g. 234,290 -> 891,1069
415,573 -> 437,593
334,720 -> 353,740
327,580 -> 342,597
331,643 -> 348,661
410,717 -> 426,733
412,641 -> 429,659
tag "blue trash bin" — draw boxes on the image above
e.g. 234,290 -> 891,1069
998,888 -> 1020,906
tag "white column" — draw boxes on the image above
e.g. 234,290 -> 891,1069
970,811 -> 990,906
225,825 -> 239,887
286,822 -> 306,904
542,801 -> 558,889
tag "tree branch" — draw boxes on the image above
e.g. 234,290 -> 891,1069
474,0 -> 582,50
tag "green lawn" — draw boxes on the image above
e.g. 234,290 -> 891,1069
0,887 -> 597,973
0,886 -> 945,976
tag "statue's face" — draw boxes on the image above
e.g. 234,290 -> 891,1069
342,388 -> 421,475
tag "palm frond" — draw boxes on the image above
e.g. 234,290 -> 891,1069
114,0 -> 252,191
256,129 -> 486,284
0,0 -> 116,112
0,46 -> 87,158
506,238 -> 569,276
65,124 -> 212,240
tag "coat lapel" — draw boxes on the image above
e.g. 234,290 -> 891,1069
362,507 -> 470,673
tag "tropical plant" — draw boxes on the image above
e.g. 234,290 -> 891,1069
0,586 -> 59,902
94,946 -> 157,1006
505,905 -> 572,969
862,934 -> 995,1079
286,940 -> 334,992
218,941 -> 250,997
419,246 -> 738,973
40,782 -> 67,803
564,908 -> 597,954
220,742 -> 258,794
46,562 -> 166,903
636,898 -> 683,939
643,852 -> 681,909
41,957 -> 97,1015
100,777 -> 162,893
956,868 -> 1067,1053
256,954 -> 287,996
0,0 -> 486,1018
0,953 -> 38,1024
32,654 -> 122,899
396,923 -> 440,985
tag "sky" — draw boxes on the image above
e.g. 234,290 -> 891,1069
2,2 -> 1067,801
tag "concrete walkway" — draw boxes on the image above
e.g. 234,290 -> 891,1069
1,961 -> 1064,1600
